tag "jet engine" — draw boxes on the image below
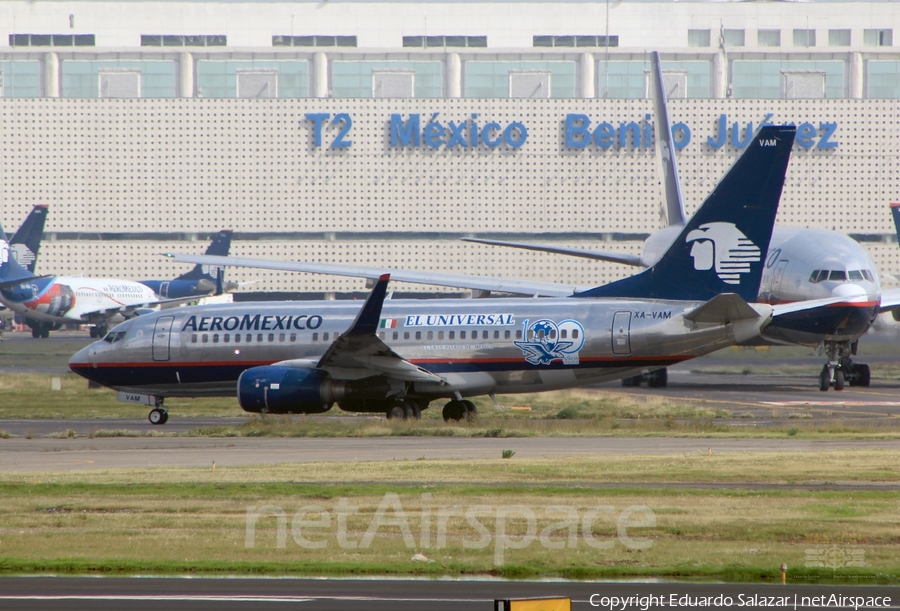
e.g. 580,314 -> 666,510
237,365 -> 346,414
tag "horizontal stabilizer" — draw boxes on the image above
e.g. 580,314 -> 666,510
460,237 -> 646,267
684,293 -> 760,324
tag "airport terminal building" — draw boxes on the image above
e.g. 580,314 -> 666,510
1,0 -> 899,295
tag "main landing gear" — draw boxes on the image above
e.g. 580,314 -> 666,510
818,341 -> 870,391
89,324 -> 109,339
442,399 -> 477,422
385,399 -> 423,421
621,368 -> 668,388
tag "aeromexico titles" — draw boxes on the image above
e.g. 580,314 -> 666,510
0,210 -> 233,338
70,125 -> 847,425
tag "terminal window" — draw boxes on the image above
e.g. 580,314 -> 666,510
141,35 -> 226,47
793,29 -> 816,47
864,29 -> 892,46
533,35 -> 618,47
272,35 -> 357,47
10,33 -> 95,46
722,29 -> 745,47
829,29 -> 851,46
687,29 -> 710,47
402,35 -> 486,48
757,30 -> 781,47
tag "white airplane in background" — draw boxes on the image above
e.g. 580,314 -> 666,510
0,208 -> 215,338
463,52 -> 887,391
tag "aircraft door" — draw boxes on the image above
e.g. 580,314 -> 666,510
152,316 -> 175,362
612,311 -> 632,355
772,260 -> 789,295
159,281 -> 170,298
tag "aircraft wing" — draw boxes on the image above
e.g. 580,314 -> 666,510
312,274 -> 445,384
459,237 -> 646,267
79,295 -> 210,324
877,288 -> 900,312
771,295 -> 870,317
163,253 -> 588,297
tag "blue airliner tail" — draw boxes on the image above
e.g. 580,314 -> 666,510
8,205 -> 48,274
176,229 -> 233,282
577,125 -> 796,303
0,218 -> 38,285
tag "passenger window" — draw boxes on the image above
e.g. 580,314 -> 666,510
427,331 -> 433,340
290,333 -> 296,342
246,334 -> 252,342
572,330 -> 579,339
483,330 -> 489,339
438,331 -> 444,340
224,334 -> 230,343
234,334 -> 241,343
829,270 -> 847,281
561,329 -> 568,339
312,333 -> 319,341
268,333 -> 275,342
517,330 -> 523,339
279,333 -> 285,342
449,331 -> 455,339
191,334 -> 198,344
504,330 -> 511,339
849,270 -> 863,280
257,334 -> 263,342
404,332 -> 410,340
202,334 -> 209,343
494,330 -> 499,339
392,331 -> 398,340
323,332 -> 330,341
415,331 -> 421,340
461,331 -> 467,339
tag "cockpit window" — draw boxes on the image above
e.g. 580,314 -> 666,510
848,270 -> 863,281
863,270 -> 875,282
103,331 -> 126,344
828,270 -> 847,281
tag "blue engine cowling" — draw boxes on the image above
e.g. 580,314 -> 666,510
237,365 -> 344,414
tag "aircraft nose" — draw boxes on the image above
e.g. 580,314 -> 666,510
831,283 -> 868,300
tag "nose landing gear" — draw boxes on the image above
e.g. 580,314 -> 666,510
819,341 -> 870,391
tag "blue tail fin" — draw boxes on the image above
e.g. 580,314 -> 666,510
175,229 -> 232,282
8,205 -> 48,274
0,217 -> 38,285
577,125 -> 796,302
891,203 -> 900,246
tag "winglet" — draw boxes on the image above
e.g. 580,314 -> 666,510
344,273 -> 391,337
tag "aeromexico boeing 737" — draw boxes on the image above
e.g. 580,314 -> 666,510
69,126 -> 839,425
